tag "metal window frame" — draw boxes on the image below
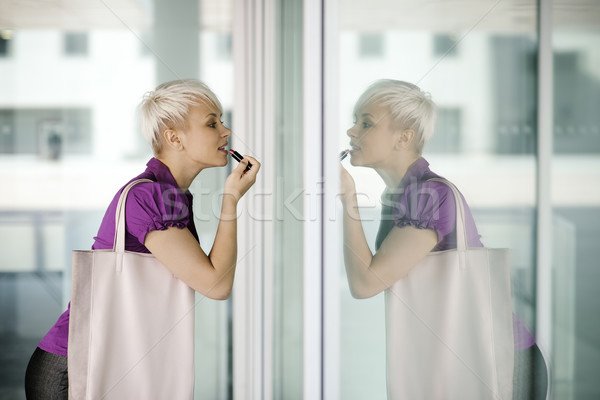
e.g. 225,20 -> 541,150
302,0 -> 325,398
535,0 -> 553,375
232,0 -> 276,398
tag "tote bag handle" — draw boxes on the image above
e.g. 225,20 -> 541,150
426,178 -> 470,269
112,179 -> 153,271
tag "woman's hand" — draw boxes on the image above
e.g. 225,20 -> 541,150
224,155 -> 261,202
145,155 -> 260,300
340,164 -> 357,207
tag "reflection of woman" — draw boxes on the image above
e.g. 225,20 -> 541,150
24,79 -> 260,399
339,79 -> 546,399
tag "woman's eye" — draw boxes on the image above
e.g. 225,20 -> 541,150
208,122 -> 217,128
362,121 -> 372,129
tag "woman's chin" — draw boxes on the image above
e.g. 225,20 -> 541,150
218,152 -> 229,167
200,159 -> 228,168
350,157 -> 361,167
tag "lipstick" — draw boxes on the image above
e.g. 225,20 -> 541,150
339,149 -> 350,161
229,149 -> 252,171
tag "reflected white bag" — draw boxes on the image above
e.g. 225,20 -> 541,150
385,179 -> 514,400
68,179 -> 195,400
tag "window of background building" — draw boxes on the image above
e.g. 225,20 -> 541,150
358,32 -> 384,58
428,107 -> 462,153
0,30 -> 11,57
63,32 -> 88,56
216,33 -> 232,60
0,108 -> 91,157
139,32 -> 152,58
554,51 -> 600,154
492,36 -> 537,154
0,110 -> 15,154
433,34 -> 458,57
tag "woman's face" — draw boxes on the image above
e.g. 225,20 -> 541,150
179,103 -> 231,168
346,102 -> 398,169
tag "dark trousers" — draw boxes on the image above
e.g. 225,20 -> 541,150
23,344 -> 547,399
513,344 -> 548,400
24,347 -> 68,400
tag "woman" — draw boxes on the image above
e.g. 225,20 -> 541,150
25,79 -> 260,399
339,79 -> 546,398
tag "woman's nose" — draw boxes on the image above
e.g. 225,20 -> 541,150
347,126 -> 356,137
223,127 -> 232,137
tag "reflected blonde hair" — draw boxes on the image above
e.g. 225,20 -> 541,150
140,79 -> 222,155
354,79 -> 436,155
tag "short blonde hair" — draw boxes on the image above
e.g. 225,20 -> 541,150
140,79 -> 222,155
354,79 -> 436,155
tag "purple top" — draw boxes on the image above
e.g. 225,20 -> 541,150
38,158 -> 198,357
375,157 -> 535,350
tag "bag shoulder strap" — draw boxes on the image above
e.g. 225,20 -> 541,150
113,178 -> 154,252
426,178 -> 468,251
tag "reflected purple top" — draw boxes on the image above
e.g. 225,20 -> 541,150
375,157 -> 482,251
375,157 -> 535,350
38,158 -> 198,357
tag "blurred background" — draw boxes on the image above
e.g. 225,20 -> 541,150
0,0 -> 598,399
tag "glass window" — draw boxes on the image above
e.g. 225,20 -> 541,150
332,1 -> 540,398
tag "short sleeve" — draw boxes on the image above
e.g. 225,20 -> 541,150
124,182 -> 192,245
391,181 -> 456,244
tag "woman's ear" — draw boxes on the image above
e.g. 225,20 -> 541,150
395,129 -> 415,150
162,129 -> 183,151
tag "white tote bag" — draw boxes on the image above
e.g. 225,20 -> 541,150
385,179 -> 514,400
68,179 -> 195,400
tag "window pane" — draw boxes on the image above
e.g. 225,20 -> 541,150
333,1 -> 539,398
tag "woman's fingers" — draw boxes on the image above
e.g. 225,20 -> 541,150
225,155 -> 261,201
242,155 -> 261,175
340,164 -> 357,205
340,164 -> 355,190
232,155 -> 260,177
